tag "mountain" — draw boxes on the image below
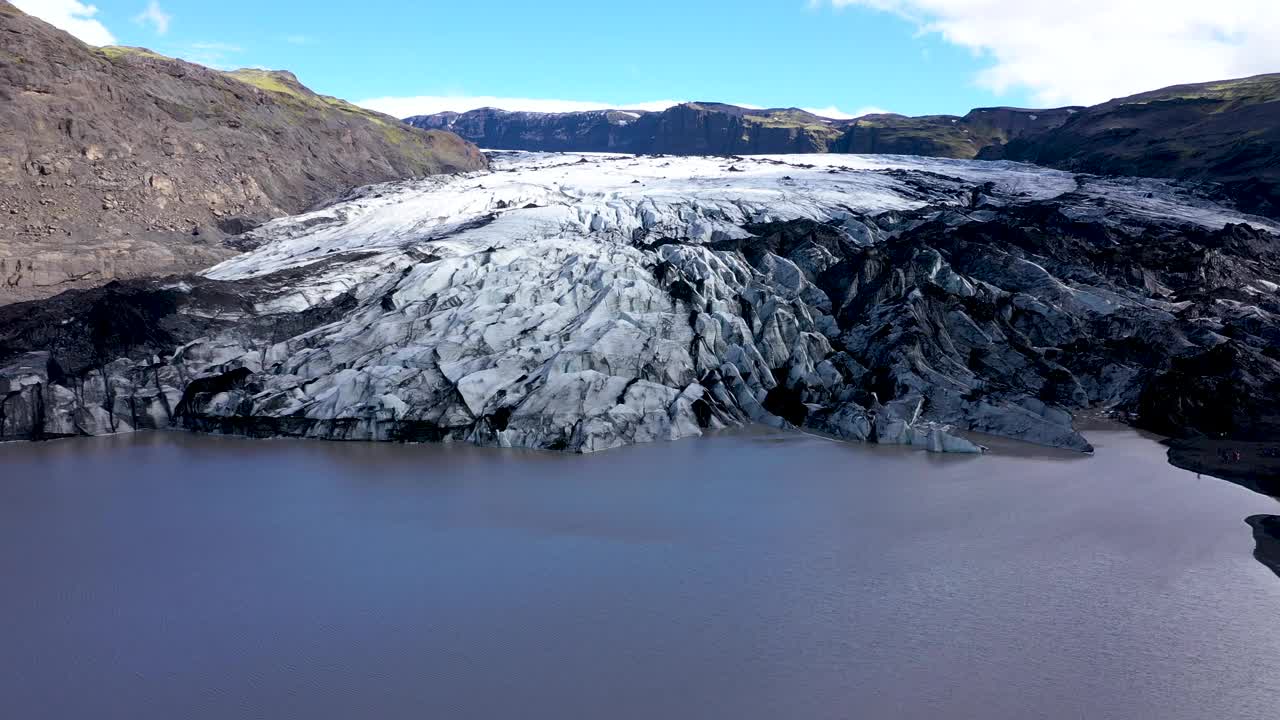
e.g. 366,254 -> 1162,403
408,75 -> 1280,218
986,73 -> 1280,218
0,1 -> 485,305
3,153 -> 1277,454
408,104 -> 852,154
407,104 -> 1074,159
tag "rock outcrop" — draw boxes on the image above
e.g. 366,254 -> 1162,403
0,1 -> 486,305
2,152 -> 1277,454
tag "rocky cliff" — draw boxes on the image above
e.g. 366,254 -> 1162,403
414,109 -> 647,153
0,1 -> 486,305
3,152 -> 1276,454
408,104 -> 850,155
407,104 -> 1072,159
987,74 -> 1280,218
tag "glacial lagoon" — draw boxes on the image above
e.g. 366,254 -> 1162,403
1,428 -> 1278,719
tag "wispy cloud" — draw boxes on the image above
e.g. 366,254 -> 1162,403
133,0 -> 171,35
818,0 -> 1280,106
284,35 -> 311,45
13,0 -> 117,46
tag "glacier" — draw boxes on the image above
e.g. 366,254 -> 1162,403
3,151 -> 1278,453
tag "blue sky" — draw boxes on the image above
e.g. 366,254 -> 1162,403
19,1 -> 1280,118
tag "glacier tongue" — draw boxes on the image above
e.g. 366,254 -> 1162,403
4,151 -> 1279,453
193,152 -> 1001,452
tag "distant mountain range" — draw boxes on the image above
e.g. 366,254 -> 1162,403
406,103 -> 1079,159
407,73 -> 1280,218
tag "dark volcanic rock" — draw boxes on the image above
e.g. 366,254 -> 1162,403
721,208 -> 1280,450
0,1 -> 486,305
0,268 -> 364,440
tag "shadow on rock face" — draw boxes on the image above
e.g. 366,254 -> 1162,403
1246,515 -> 1280,578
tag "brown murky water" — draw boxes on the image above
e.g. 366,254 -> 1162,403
1,428 -> 1277,719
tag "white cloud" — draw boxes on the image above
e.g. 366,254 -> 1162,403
12,0 -> 116,45
356,95 -> 687,118
802,105 -> 892,119
284,34 -> 310,45
823,0 -> 1280,106
133,0 -> 171,35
